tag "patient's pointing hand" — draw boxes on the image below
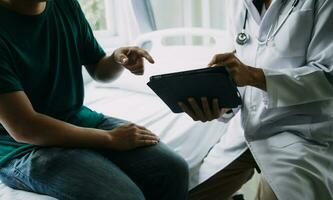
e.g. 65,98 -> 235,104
178,97 -> 230,122
113,46 -> 155,75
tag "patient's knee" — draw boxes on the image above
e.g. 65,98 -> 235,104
154,143 -> 189,183
154,146 -> 189,196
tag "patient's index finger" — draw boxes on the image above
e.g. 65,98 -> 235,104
137,49 -> 155,64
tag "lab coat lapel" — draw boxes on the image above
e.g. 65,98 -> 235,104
242,0 -> 284,44
243,0 -> 262,25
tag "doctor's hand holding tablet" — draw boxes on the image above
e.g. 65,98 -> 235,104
147,65 -> 243,121
177,51 -> 266,122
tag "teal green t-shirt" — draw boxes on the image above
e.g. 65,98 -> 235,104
0,0 -> 106,166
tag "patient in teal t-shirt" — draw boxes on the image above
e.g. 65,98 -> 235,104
0,0 -> 188,199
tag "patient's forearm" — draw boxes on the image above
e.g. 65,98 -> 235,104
86,54 -> 124,82
13,112 -> 111,149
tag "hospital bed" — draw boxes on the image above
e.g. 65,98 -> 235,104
0,28 -> 258,200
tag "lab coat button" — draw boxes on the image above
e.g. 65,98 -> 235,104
251,105 -> 257,111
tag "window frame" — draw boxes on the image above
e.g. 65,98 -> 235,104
84,0 -> 227,51
91,0 -> 128,52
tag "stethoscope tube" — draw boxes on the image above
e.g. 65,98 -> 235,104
236,0 -> 300,46
236,10 -> 250,45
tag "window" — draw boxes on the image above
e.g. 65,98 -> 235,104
79,0 -> 107,31
150,0 -> 227,30
78,0 -> 124,51
149,0 -> 227,45
77,0 -> 228,49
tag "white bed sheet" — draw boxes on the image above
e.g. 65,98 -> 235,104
0,184 -> 56,200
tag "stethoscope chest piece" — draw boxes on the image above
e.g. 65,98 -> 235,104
236,31 -> 250,45
236,0 -> 300,46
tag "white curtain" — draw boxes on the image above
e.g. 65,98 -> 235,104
116,0 -> 157,43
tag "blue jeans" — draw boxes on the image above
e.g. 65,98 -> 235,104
0,116 -> 189,200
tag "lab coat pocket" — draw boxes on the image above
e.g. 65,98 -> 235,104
267,132 -> 306,149
266,115 -> 312,148
272,10 -> 313,58
309,119 -> 333,143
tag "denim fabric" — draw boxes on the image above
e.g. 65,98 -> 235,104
0,116 -> 189,200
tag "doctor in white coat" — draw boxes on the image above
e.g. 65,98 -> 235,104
180,0 -> 333,199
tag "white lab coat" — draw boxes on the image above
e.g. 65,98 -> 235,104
198,0 -> 333,199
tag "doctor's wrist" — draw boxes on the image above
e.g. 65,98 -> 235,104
248,67 -> 267,91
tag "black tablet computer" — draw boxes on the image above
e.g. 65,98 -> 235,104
147,66 -> 242,113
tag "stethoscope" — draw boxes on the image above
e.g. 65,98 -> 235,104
236,0 -> 300,46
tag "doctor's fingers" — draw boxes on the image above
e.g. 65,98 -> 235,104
208,52 -> 236,67
212,99 -> 222,118
201,97 -> 215,121
188,98 -> 209,122
178,101 -> 198,121
222,57 -> 243,72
